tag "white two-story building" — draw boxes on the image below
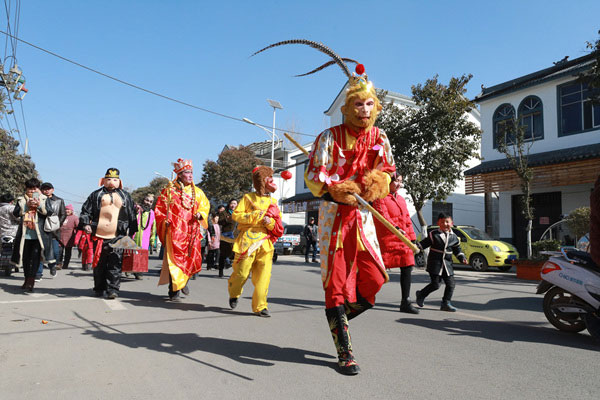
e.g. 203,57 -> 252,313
466,53 -> 600,255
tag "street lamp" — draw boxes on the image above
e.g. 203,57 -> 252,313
267,99 -> 283,170
243,101 -> 283,169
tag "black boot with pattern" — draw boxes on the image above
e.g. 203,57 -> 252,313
325,305 -> 360,375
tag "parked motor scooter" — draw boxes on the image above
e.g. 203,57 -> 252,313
537,248 -> 600,341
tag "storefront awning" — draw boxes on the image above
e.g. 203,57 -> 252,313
281,192 -> 322,213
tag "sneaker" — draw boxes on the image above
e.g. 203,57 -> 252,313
169,292 -> 181,301
415,290 -> 424,308
56,264 -> 63,270
440,302 -> 457,312
400,301 -> 420,314
255,309 -> 271,318
35,276 -> 42,282
229,297 -> 238,309
105,292 -> 118,300
50,267 -> 57,277
181,285 -> 190,296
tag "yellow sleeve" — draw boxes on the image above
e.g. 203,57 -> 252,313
232,194 -> 265,225
194,186 -> 210,229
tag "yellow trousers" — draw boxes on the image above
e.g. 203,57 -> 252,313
228,246 -> 273,313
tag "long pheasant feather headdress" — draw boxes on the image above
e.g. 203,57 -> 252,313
251,39 -> 374,95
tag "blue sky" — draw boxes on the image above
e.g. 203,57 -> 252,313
1,0 -> 599,207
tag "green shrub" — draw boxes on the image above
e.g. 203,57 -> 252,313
531,239 -> 561,260
566,207 -> 591,240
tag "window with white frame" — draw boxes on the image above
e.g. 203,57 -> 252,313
492,103 -> 515,148
559,81 -> 600,136
518,96 -> 544,140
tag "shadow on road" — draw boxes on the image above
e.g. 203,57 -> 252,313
452,296 -> 542,312
267,296 -> 324,309
397,317 -> 600,351
77,313 -> 335,380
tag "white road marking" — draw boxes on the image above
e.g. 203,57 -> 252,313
103,299 -> 127,311
0,297 -> 96,304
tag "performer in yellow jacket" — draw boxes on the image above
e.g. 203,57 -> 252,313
228,166 -> 284,317
156,158 -> 210,300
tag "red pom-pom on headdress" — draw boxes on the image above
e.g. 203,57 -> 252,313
252,166 -> 260,174
355,64 -> 365,75
281,170 -> 292,180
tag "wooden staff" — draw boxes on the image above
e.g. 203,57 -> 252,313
284,132 -> 420,254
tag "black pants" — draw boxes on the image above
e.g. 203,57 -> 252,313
206,249 -> 219,269
57,245 -> 73,268
305,240 -> 318,261
93,237 -> 123,295
420,269 -> 455,303
399,266 -> 414,302
218,241 -> 233,273
22,239 -> 41,278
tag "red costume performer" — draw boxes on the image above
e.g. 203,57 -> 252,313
155,159 -> 210,300
373,173 -> 419,314
254,40 -> 395,375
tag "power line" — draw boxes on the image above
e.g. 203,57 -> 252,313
17,98 -> 28,152
0,30 -> 318,138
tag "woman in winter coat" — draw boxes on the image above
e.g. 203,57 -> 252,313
373,173 -> 419,314
58,204 -> 79,269
11,178 -> 54,291
206,214 -> 221,272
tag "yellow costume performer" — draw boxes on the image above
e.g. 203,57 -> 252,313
228,166 -> 284,317
156,159 -> 209,300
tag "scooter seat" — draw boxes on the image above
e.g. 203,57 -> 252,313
566,250 -> 600,272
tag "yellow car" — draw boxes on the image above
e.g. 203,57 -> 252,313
416,225 -> 519,272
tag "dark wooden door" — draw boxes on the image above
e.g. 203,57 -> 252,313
511,191 -> 562,256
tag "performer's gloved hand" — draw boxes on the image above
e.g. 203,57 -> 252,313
327,180 -> 361,206
361,170 -> 390,202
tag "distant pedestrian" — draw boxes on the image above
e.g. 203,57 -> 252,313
373,173 -> 419,314
40,182 -> 66,277
415,213 -> 468,312
11,178 -> 54,292
132,195 -> 156,279
218,199 -> 238,277
303,217 -> 318,263
57,204 -> 79,269
206,214 -> 220,270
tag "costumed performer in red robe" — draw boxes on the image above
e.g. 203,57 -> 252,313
155,159 -> 210,301
252,40 -> 396,375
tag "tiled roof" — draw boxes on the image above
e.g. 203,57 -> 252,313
465,143 -> 600,175
474,52 -> 597,103
281,191 -> 318,204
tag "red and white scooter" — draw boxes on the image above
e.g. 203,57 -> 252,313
536,249 -> 600,341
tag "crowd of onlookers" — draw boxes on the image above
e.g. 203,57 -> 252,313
0,179 -> 245,290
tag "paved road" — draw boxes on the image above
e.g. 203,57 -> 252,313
1,255 -> 598,399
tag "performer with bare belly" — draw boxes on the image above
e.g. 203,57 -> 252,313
79,168 -> 138,299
